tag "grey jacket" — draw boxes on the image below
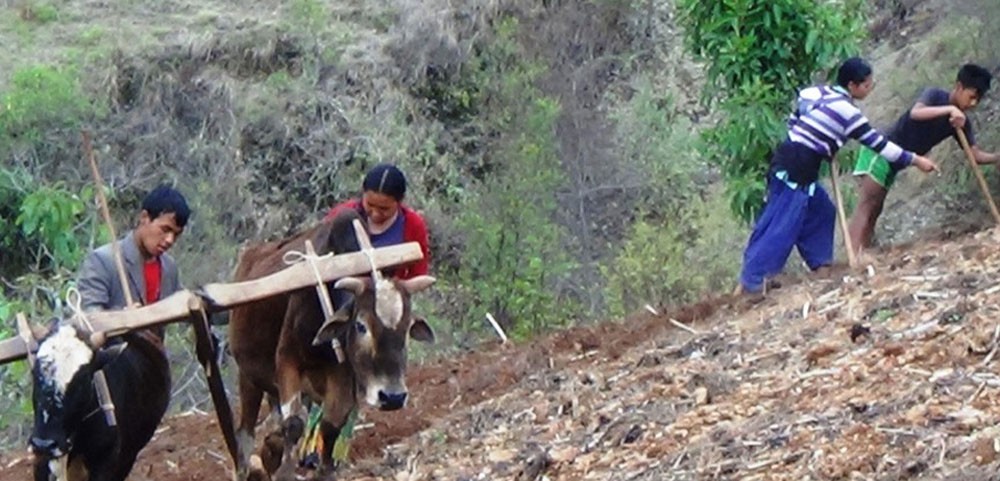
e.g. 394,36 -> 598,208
77,231 -> 181,312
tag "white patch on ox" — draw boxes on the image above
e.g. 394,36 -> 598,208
49,455 -> 68,481
374,279 -> 404,328
364,375 -> 388,407
36,325 -> 93,396
280,396 -> 300,421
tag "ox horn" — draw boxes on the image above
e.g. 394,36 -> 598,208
88,331 -> 108,349
333,276 -> 370,295
397,275 -> 437,294
15,313 -> 40,366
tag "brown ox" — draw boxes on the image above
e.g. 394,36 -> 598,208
228,209 -> 435,481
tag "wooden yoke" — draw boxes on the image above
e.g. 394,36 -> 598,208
0,244 -> 423,365
302,239 -> 346,362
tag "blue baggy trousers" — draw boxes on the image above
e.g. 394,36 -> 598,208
739,173 -> 835,293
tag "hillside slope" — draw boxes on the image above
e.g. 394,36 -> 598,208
339,226 -> 1000,481
2,225 -> 999,480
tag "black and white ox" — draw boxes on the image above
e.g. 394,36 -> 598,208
26,322 -> 170,481
228,209 -> 435,481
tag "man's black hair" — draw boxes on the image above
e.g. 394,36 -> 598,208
141,185 -> 191,227
957,63 -> 992,96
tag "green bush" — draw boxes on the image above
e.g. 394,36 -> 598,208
20,2 -> 59,24
600,76 -> 744,315
450,96 -> 578,339
440,16 -> 579,340
0,167 -> 102,277
0,65 -> 91,145
603,190 -> 742,317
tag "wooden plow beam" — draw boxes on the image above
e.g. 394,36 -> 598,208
0,241 -> 423,365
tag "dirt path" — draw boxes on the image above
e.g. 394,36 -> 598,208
0,288 -> 739,480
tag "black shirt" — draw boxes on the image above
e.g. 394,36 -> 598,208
887,87 -> 975,155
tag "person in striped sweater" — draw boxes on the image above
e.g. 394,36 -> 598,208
737,57 -> 939,296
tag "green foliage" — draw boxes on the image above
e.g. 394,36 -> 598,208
600,77 -> 744,314
288,0 -> 327,35
452,96 -> 578,339
0,65 -> 90,146
602,190 -> 742,317
20,2 -> 60,24
77,26 -> 104,47
677,0 -> 867,222
0,167 -> 98,276
0,171 -> 108,443
17,185 -> 86,266
610,78 -> 703,210
443,16 -> 579,339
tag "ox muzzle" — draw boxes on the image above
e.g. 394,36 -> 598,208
377,390 -> 407,411
29,434 -> 68,458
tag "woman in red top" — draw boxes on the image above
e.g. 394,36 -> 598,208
324,163 -> 430,279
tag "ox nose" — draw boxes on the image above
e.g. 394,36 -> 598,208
377,391 -> 407,411
29,437 -> 59,455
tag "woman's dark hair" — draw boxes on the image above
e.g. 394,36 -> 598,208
362,163 -> 407,201
836,57 -> 873,88
142,185 -> 191,227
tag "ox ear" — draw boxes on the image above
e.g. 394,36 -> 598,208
312,304 -> 353,346
409,317 -> 435,344
398,275 -> 436,294
333,277 -> 370,295
93,342 -> 129,370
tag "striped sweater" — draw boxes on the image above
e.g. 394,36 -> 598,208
776,85 -> 913,184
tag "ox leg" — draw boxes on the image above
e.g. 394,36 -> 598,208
315,421 -> 341,479
317,371 -> 355,476
31,457 -> 49,481
272,362 -> 306,481
235,377 -> 265,481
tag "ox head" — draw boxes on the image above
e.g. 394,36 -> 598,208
313,275 -> 435,411
27,321 -> 125,459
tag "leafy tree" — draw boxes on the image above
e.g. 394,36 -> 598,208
438,16 -> 579,340
677,0 -> 866,222
0,168 -> 99,275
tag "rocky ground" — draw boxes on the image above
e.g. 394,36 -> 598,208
4,224 -> 1000,480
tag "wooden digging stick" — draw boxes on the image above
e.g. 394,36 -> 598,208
956,128 -> 1000,225
829,159 -> 858,268
83,131 -> 136,308
82,130 -> 127,427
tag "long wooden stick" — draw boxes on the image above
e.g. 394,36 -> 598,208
829,160 -> 857,268
190,303 -> 239,465
83,131 -> 136,308
956,128 -> 1000,224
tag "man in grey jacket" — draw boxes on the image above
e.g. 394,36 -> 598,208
77,185 -> 191,338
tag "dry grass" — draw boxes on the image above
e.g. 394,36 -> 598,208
340,226 -> 1000,481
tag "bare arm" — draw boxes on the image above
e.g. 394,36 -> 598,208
972,145 -> 1000,164
911,102 -> 966,128
910,102 -> 956,120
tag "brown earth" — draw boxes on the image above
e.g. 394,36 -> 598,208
0,279 -> 739,480
6,224 -> 1000,480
